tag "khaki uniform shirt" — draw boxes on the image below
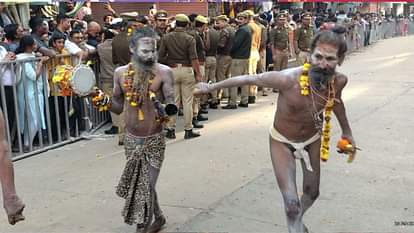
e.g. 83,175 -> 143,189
187,29 -> 206,63
217,25 -> 235,56
97,39 -> 115,80
271,25 -> 289,50
295,25 -> 313,51
158,27 -> 198,65
155,27 -> 167,51
112,31 -> 131,66
206,27 -> 220,57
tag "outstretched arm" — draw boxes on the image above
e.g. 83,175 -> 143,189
333,75 -> 355,146
0,110 -> 25,225
194,70 -> 292,95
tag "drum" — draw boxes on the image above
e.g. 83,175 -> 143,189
70,64 -> 96,96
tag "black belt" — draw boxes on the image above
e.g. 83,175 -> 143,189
169,64 -> 192,68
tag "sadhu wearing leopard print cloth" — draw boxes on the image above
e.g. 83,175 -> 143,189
92,27 -> 177,233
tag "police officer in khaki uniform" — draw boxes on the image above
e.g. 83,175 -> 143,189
159,14 -> 202,139
154,10 -> 168,50
190,15 -> 209,128
215,15 -> 235,105
205,17 -> 220,109
294,12 -> 313,65
270,12 -> 290,72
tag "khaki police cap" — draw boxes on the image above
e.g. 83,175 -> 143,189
237,11 -> 249,19
216,15 -> 229,22
120,12 -> 139,21
195,15 -> 208,24
155,10 -> 168,20
276,12 -> 288,19
175,14 -> 190,23
244,10 -> 255,17
302,12 -> 312,19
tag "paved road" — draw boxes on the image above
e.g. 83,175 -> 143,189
1,35 -> 414,233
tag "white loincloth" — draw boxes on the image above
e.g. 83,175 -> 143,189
269,126 -> 320,172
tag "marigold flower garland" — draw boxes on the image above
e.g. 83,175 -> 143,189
123,63 -> 154,121
122,64 -> 169,123
320,80 -> 335,162
300,63 -> 336,162
299,63 -> 310,96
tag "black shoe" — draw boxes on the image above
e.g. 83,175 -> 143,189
197,114 -> 208,121
118,140 -> 124,146
222,104 -> 237,109
105,126 -> 119,135
178,109 -> 184,116
248,96 -> 256,104
273,89 -> 279,93
192,118 -> 204,128
199,108 -> 209,114
238,103 -> 249,108
184,129 -> 200,139
209,102 -> 219,109
262,92 -> 268,96
165,129 -> 176,139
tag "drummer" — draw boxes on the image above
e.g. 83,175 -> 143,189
46,33 -> 73,141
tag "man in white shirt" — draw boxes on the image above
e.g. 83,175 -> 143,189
52,14 -> 86,60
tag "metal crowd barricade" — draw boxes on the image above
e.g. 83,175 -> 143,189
0,54 -> 109,160
408,20 -> 414,35
343,19 -> 414,54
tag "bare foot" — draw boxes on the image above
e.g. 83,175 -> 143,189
148,216 -> 166,233
3,195 -> 25,225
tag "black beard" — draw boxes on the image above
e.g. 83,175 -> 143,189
132,54 -> 157,71
309,66 -> 335,90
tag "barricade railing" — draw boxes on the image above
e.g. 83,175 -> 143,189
0,54 -> 108,160
345,20 -> 414,53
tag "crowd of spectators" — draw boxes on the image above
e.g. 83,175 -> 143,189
0,1 -> 412,152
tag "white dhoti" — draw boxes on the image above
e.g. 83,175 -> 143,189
269,126 -> 320,172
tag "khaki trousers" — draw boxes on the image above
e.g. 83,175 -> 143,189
273,49 -> 289,71
257,49 -> 266,74
168,66 -> 195,131
296,51 -> 309,66
215,55 -> 232,100
193,65 -> 205,116
229,59 -> 249,106
204,56 -> 217,103
248,49 -> 260,98
101,80 -> 125,138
